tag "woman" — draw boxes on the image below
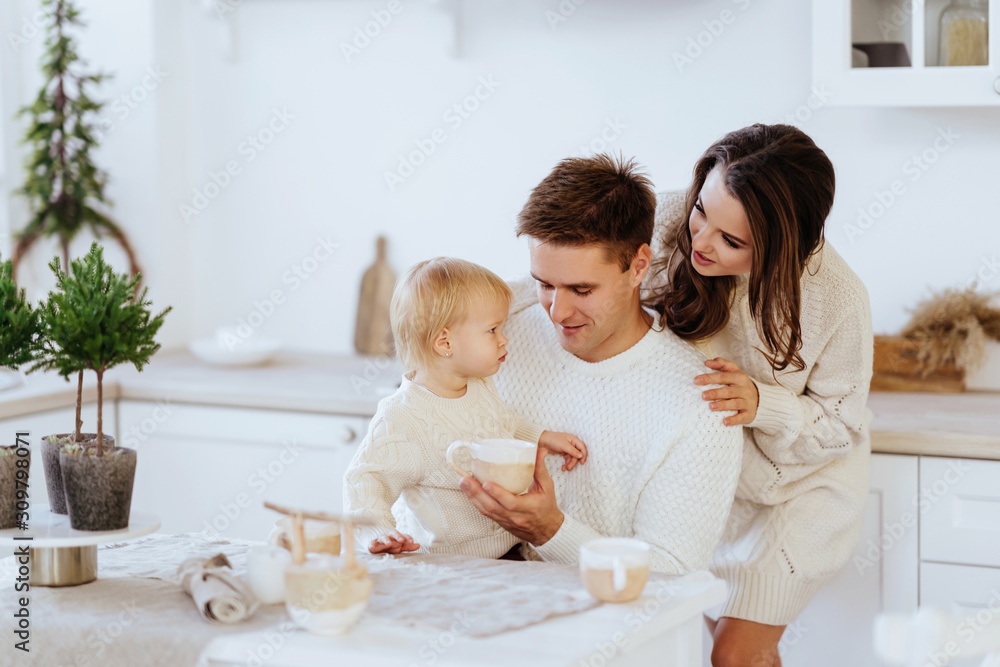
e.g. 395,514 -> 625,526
647,124 -> 873,667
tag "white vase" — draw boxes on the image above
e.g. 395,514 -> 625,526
966,340 -> 1000,391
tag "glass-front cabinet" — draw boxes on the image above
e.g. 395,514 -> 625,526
813,0 -> 1000,105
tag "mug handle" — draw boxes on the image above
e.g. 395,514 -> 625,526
446,441 -> 473,479
612,556 -> 627,593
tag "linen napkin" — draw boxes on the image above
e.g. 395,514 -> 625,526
178,553 -> 260,624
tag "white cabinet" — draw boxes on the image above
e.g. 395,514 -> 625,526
0,404 -> 118,514
118,400 -> 369,540
921,457 -> 1000,569
779,454 -> 1000,666
781,453 -> 919,667
921,562 -> 1000,667
813,0 -> 1000,105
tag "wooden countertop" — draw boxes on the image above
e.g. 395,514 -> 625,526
2,349 -> 998,460
867,391 -> 1000,460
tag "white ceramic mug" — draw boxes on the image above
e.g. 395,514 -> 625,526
580,538 -> 651,603
446,438 -> 537,495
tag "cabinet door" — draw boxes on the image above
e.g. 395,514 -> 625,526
118,400 -> 369,539
921,562 -> 1000,667
921,457 -> 1000,569
780,453 -> 919,667
0,404 -> 118,514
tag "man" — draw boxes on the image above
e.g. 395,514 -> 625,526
459,154 -> 742,573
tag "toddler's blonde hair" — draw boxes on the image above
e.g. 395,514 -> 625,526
390,257 -> 512,372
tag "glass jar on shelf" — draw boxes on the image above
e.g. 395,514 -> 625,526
938,0 -> 989,66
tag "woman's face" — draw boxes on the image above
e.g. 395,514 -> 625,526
688,166 -> 753,277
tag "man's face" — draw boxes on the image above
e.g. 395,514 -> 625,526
529,240 -> 646,363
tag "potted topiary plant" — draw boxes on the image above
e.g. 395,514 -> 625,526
31,278 -> 100,516
0,255 -> 42,529
41,242 -> 170,530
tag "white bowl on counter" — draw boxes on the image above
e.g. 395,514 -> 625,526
189,328 -> 281,367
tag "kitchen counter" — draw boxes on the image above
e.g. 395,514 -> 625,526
867,391 -> 1000,460
1,349 -> 998,460
0,348 -> 403,420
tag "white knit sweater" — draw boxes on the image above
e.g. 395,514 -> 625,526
492,283 -> 743,574
651,191 -> 874,625
343,375 -> 545,559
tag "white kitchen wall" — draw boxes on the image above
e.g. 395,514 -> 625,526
2,0 -> 999,354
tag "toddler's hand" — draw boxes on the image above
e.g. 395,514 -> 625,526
369,530 -> 420,555
538,431 -> 588,471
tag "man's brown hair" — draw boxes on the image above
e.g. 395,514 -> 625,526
515,154 -> 657,271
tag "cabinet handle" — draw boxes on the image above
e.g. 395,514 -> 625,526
340,427 -> 357,443
995,77 -> 1000,95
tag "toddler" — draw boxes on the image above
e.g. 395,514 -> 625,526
344,257 -> 587,558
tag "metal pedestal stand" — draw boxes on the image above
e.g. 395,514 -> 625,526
0,504 -> 160,587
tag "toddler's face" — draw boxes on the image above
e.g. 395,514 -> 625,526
448,298 -> 510,378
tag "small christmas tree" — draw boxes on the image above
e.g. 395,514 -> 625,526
0,255 -> 42,370
11,0 -> 140,281
38,243 -> 170,456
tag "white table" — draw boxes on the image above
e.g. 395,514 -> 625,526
198,572 -> 725,666
0,533 -> 724,666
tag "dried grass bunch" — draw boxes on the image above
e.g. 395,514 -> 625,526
902,286 -> 1000,376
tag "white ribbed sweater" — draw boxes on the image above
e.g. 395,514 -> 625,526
651,191 -> 875,624
492,285 -> 743,574
343,375 -> 545,559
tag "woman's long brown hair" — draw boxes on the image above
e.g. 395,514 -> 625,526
648,124 -> 835,373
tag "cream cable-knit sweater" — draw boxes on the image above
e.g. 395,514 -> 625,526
492,283 -> 743,574
651,191 -> 874,625
343,375 -> 545,559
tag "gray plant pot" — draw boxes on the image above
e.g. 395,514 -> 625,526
42,433 -> 114,515
0,445 -> 30,530
59,445 -> 135,532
